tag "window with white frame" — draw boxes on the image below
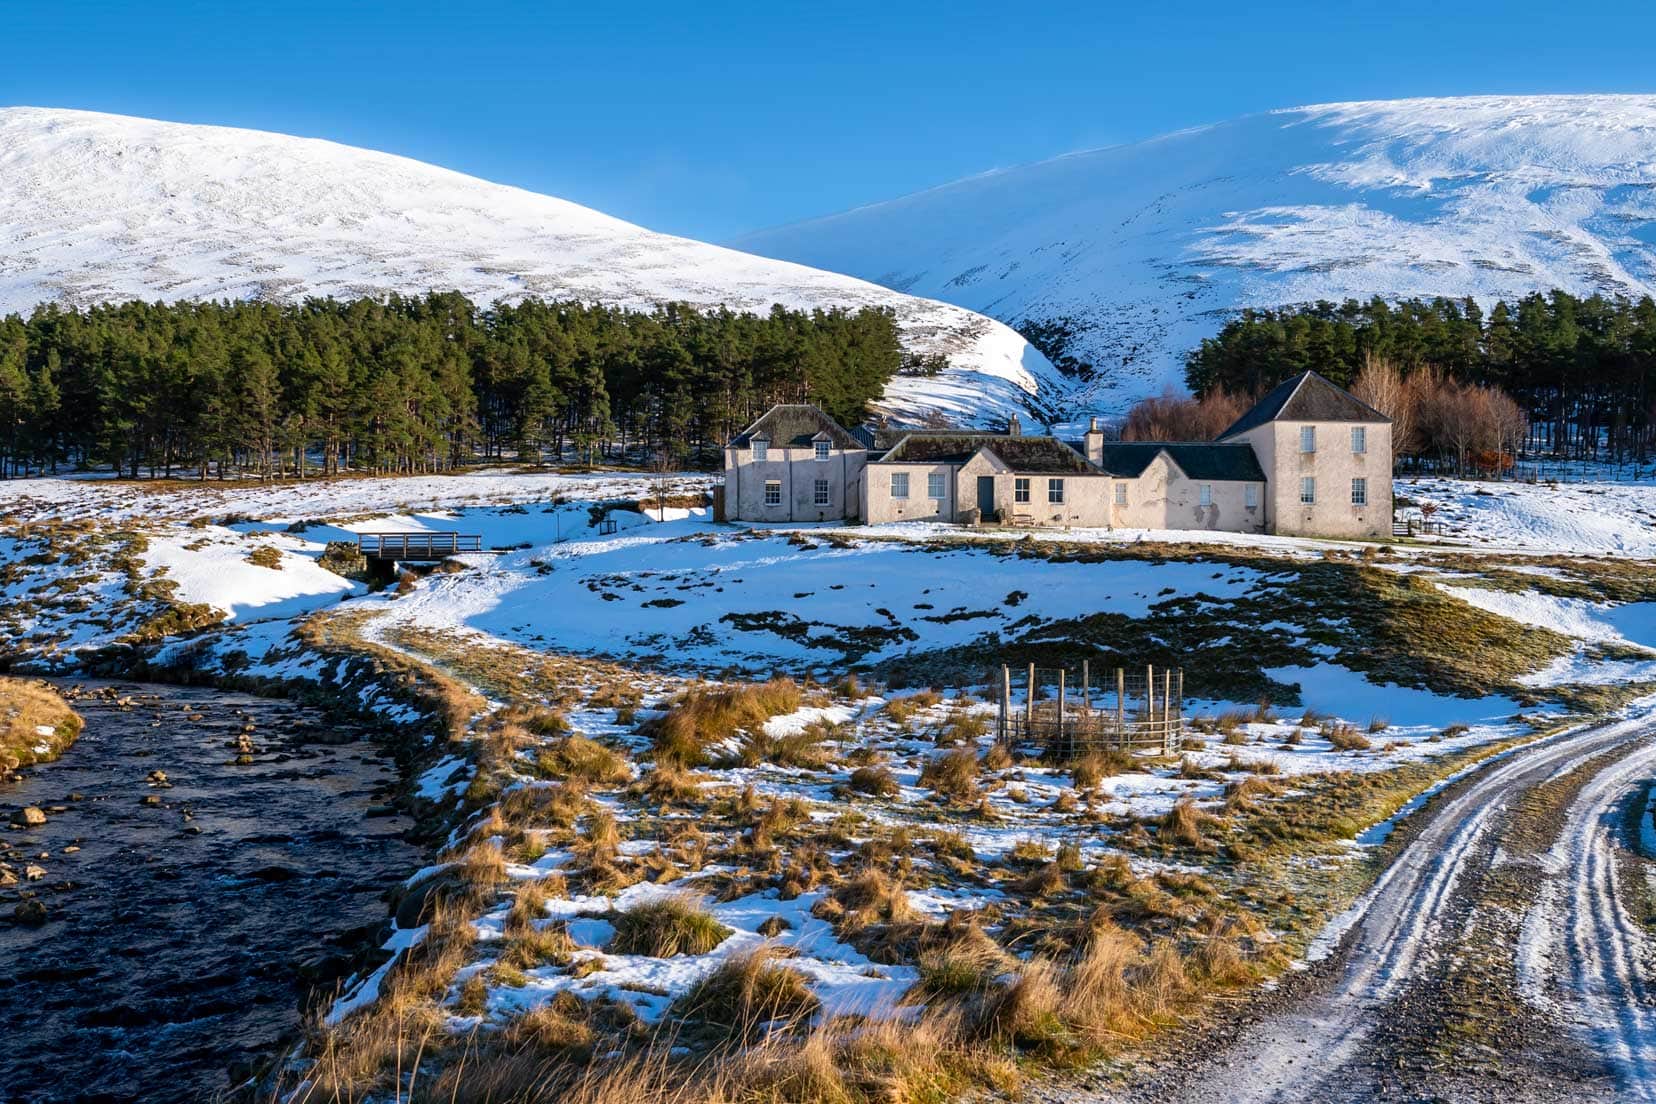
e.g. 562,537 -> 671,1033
1300,426 -> 1317,453
1014,477 -> 1031,504
1351,426 -> 1367,454
1048,478 -> 1065,504
890,472 -> 909,499
1199,484 -> 1213,507
1114,482 -> 1128,506
814,479 -> 830,506
927,472 -> 946,499
1245,484 -> 1259,509
752,438 -> 768,462
1351,477 -> 1367,507
764,480 -> 781,506
1300,476 -> 1316,504
814,440 -> 830,461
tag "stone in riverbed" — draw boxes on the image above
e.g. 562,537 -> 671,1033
23,864 -> 46,881
11,806 -> 46,827
139,795 -> 163,807
12,899 -> 47,925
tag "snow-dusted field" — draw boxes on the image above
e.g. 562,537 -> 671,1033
10,466 -> 1656,1088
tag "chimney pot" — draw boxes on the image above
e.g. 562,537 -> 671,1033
1008,414 -> 1022,437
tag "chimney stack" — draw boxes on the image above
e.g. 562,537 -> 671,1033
1083,414 -> 1105,467
1007,413 -> 1022,437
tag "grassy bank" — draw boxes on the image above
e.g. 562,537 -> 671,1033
267,618 -> 1576,1104
0,677 -> 83,768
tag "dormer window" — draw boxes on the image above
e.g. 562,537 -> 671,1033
814,440 -> 830,461
752,437 -> 768,462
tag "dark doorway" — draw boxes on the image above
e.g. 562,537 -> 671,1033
977,476 -> 995,517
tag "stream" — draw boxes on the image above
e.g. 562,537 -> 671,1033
0,682 -> 421,1103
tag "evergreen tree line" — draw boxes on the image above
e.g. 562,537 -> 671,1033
0,292 -> 906,478
1184,291 -> 1656,462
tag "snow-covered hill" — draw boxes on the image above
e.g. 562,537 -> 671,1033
0,107 -> 1064,426
736,95 -> 1656,414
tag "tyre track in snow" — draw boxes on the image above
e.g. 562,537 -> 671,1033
1156,712 -> 1656,1104
1517,735 -> 1656,1098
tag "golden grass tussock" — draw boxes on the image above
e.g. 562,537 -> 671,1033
498,780 -> 591,829
646,678 -> 802,767
1069,747 -> 1135,790
609,895 -> 732,957
1158,797 -> 1221,851
674,945 -> 821,1040
0,677 -> 82,768
633,763 -> 706,808
1223,774 -> 1281,814
1324,721 -> 1373,751
918,746 -> 980,801
535,734 -> 631,785
884,689 -> 942,726
847,764 -> 899,797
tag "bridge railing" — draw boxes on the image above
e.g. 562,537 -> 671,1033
356,532 -> 482,560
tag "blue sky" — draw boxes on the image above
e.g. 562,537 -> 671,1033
4,1 -> 1654,240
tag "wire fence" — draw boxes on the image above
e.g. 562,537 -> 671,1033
992,661 -> 1183,759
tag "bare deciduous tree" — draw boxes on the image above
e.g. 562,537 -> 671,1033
1122,388 -> 1247,442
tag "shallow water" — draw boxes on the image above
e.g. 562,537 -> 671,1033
0,682 -> 419,1103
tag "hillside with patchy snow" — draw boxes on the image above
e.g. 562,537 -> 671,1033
736,95 -> 1656,413
0,107 -> 1064,426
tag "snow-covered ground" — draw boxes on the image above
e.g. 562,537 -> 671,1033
10,465 -> 1656,1061
0,107 -> 1067,425
1403,475 -> 1656,557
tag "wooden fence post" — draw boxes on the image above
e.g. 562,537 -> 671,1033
1026,663 -> 1036,736
1000,665 -> 1010,743
1163,668 -> 1172,752
1146,664 -> 1155,749
1081,660 -> 1091,734
1057,668 -> 1066,750
1115,667 -> 1125,748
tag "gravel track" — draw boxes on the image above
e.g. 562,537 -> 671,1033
1070,711 -> 1656,1104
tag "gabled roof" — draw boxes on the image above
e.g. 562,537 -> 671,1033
879,433 -> 1093,474
729,404 -> 864,450
1218,371 -> 1390,441
1098,442 -> 1266,483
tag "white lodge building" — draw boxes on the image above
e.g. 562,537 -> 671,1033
720,371 -> 1393,539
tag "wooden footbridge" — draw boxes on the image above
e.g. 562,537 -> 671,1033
356,532 -> 483,561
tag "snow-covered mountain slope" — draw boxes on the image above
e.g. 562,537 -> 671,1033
736,95 -> 1656,414
0,107 -> 1064,426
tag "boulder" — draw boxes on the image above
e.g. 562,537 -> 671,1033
10,806 -> 46,828
12,899 -> 47,925
23,864 -> 45,881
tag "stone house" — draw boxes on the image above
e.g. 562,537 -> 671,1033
719,371 -> 1392,539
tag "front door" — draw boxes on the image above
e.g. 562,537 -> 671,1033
976,476 -> 996,518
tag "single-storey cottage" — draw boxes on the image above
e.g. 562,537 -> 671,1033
719,371 -> 1392,539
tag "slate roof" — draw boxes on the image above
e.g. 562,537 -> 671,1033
1218,371 -> 1390,441
729,404 -> 865,450
1097,442 -> 1267,483
879,434 -> 1093,474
